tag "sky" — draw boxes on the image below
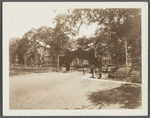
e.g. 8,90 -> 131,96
9,8 -> 98,39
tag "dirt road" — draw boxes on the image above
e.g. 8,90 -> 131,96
9,72 -> 141,109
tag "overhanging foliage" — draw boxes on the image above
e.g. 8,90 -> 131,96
59,47 -> 102,68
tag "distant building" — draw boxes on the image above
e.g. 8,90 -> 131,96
102,52 -> 111,65
70,58 -> 89,67
43,51 -> 51,65
34,49 -> 51,66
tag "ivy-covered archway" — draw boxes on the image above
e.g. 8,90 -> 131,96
59,47 -> 102,71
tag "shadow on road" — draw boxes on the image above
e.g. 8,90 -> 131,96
88,84 -> 142,109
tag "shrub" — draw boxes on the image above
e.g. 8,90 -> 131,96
131,75 -> 141,84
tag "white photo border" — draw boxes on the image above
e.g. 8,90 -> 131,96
3,2 -> 148,116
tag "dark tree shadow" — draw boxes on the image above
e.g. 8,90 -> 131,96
88,84 -> 142,109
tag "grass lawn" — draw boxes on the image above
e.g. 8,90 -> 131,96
107,66 -> 141,84
9,66 -> 57,76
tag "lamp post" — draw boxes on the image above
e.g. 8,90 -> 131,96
97,55 -> 102,79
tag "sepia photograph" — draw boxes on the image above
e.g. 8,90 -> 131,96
3,2 -> 148,116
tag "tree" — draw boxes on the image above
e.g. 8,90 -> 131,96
15,28 -> 43,66
17,23 -> 74,67
16,37 -> 29,65
76,36 -> 93,49
9,38 -> 20,65
65,9 -> 141,68
35,14 -> 76,67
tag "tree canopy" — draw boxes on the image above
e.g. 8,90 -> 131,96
64,8 -> 141,67
9,8 -> 141,69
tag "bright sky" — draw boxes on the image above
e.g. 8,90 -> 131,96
9,8 -> 98,39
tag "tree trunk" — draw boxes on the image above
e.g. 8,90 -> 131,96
139,61 -> 141,81
34,58 -> 35,67
116,55 -> 119,68
121,54 -> 123,65
66,64 -> 70,71
57,55 -> 59,71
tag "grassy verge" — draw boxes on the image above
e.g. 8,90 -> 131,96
9,67 -> 57,76
105,74 -> 141,84
107,66 -> 141,84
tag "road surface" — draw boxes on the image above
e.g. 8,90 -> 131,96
9,72 -> 142,109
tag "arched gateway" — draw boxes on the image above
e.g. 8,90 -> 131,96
59,47 -> 103,71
